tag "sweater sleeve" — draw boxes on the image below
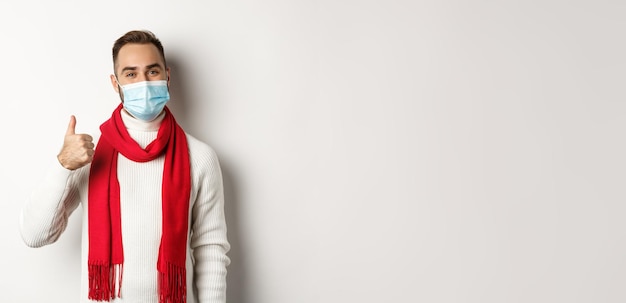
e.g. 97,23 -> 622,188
190,145 -> 231,303
19,159 -> 84,248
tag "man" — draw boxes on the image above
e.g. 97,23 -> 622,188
19,30 -> 230,303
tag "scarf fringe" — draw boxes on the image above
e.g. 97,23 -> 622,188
158,262 -> 186,303
88,262 -> 123,301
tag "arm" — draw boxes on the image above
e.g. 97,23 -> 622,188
190,146 -> 231,303
19,115 -> 93,247
19,160 -> 84,247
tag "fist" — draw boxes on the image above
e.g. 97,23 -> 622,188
57,115 -> 95,170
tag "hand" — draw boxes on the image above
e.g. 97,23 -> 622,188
57,115 -> 95,170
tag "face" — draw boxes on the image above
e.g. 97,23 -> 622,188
110,43 -> 170,100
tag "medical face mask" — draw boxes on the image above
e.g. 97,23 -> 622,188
119,80 -> 170,121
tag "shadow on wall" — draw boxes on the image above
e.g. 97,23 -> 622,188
166,57 -> 191,130
222,165 -> 248,303
168,56 -> 249,303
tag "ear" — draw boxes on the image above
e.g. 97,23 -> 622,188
166,67 -> 171,87
110,74 -> 120,93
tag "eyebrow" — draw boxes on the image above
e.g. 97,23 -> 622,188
146,63 -> 163,70
120,63 -> 164,73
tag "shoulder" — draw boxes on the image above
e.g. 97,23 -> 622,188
185,133 -> 222,171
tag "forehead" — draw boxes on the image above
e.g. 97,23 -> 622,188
115,43 -> 164,71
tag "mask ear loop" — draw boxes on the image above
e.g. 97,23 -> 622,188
114,76 -> 122,88
115,76 -> 125,103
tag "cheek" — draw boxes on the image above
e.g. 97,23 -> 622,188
118,88 -> 125,102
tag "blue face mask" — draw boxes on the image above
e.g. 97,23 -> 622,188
119,80 -> 170,121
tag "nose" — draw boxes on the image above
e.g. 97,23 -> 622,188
137,73 -> 149,82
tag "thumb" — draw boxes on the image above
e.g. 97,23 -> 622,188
66,115 -> 76,136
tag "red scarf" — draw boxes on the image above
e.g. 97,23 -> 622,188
88,104 -> 190,303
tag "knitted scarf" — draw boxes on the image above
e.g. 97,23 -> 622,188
88,104 -> 190,303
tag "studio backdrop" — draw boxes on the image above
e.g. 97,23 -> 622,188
1,1 -> 625,302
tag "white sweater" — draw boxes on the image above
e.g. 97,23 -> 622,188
19,111 -> 230,303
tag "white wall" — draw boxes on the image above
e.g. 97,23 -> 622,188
1,1 -> 625,302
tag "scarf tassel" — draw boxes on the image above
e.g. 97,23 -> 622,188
88,262 -> 123,301
158,262 -> 186,303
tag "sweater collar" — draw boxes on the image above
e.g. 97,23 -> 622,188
120,108 -> 165,131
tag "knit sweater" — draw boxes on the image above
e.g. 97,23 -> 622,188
19,110 -> 230,303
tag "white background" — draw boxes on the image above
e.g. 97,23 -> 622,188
1,1 -> 625,302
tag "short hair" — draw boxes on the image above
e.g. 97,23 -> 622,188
112,30 -> 166,75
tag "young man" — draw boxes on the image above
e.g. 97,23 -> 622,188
19,30 -> 230,303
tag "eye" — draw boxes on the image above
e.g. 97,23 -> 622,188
149,70 -> 160,76
125,72 -> 136,78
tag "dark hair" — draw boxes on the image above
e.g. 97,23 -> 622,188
112,30 -> 166,75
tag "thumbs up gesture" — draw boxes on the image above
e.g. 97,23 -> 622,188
57,116 -> 95,170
